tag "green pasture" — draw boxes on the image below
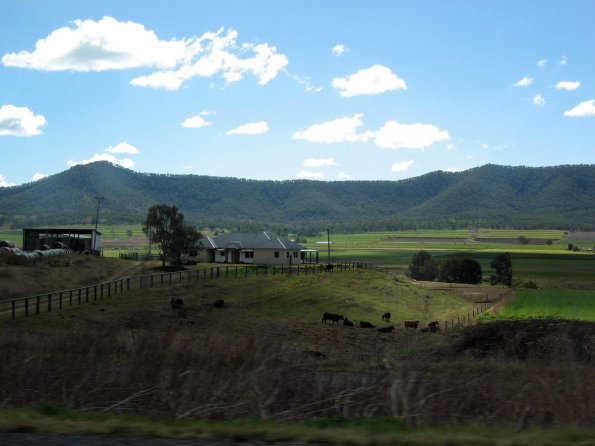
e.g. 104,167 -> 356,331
483,288 -> 595,321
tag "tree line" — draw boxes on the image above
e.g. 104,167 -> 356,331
409,250 -> 513,287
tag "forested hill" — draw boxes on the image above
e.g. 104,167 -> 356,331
0,162 -> 594,231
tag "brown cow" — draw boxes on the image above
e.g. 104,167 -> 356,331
404,320 -> 419,330
377,325 -> 394,333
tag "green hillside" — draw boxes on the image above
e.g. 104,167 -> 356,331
1,162 -> 594,230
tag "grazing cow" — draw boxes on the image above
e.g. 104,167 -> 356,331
428,321 -> 440,332
325,263 -> 334,272
322,312 -> 344,325
213,299 -> 225,308
170,297 -> 185,311
360,320 -> 375,328
382,312 -> 391,323
343,318 -> 354,327
404,320 -> 420,330
377,325 -> 394,333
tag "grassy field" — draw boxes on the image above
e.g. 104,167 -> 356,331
483,288 -> 595,321
1,244 -> 595,441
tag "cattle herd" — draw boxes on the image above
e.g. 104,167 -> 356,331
322,311 -> 440,333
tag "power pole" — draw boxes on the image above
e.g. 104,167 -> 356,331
93,196 -> 105,253
327,228 -> 331,265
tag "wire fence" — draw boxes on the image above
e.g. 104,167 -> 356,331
0,261 -> 372,321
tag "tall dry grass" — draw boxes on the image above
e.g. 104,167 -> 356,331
1,320 -> 594,428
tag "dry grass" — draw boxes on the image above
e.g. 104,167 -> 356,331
1,318 -> 594,428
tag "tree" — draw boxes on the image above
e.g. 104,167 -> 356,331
438,257 -> 482,284
546,239 -> 553,246
518,235 -> 529,245
142,204 -> 201,267
409,250 -> 439,281
490,252 -> 512,287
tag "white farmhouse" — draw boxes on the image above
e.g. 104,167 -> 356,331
196,231 -> 318,265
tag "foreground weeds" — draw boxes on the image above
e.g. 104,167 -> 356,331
1,320 -> 594,429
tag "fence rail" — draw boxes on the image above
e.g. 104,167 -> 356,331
1,261 -> 372,321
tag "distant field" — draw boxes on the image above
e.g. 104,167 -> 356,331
483,289 -> 595,321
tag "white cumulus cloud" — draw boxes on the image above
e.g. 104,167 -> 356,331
292,114 -> 373,143
226,121 -> 268,135
32,172 -> 48,181
67,153 -> 135,169
296,170 -> 324,180
375,121 -> 449,149
181,115 -> 212,128
556,81 -> 581,91
391,160 -> 415,172
302,158 -> 338,167
0,105 -> 47,136
537,59 -> 548,68
331,44 -> 347,56
131,28 -> 288,91
514,76 -> 533,87
559,55 -> 568,65
105,141 -> 139,153
2,18 -> 288,91
0,174 -> 16,187
2,16 -> 188,72
332,64 -> 406,97
564,99 -> 595,117
533,94 -> 546,107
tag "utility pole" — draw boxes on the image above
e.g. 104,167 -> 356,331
327,228 -> 331,265
93,196 -> 105,253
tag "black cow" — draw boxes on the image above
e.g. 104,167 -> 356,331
377,325 -> 394,333
427,321 -> 440,332
382,312 -> 391,322
213,299 -> 225,308
404,320 -> 419,330
325,263 -> 334,272
170,297 -> 185,311
343,318 -> 354,327
322,312 -> 344,324
360,320 -> 375,328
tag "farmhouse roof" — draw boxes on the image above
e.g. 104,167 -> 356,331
197,231 -> 305,251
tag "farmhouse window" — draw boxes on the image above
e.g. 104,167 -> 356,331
244,251 -> 254,258
293,252 -> 298,258
274,251 -> 279,258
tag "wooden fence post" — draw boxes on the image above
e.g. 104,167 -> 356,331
48,294 -> 52,312
25,298 -> 29,317
78,289 -> 82,305
69,290 -> 73,307
86,287 -> 90,303
11,300 -> 15,320
100,284 -> 104,298
36,295 -> 40,314
59,292 -> 63,309
94,285 -> 98,301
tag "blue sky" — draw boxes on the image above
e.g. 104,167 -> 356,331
1,1 -> 594,187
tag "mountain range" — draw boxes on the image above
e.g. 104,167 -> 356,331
0,162 -> 594,232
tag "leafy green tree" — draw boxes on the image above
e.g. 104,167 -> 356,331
142,204 -> 201,267
546,239 -> 553,246
518,235 -> 529,245
409,250 -> 439,281
490,252 -> 512,287
460,258 -> 483,284
438,257 -> 482,284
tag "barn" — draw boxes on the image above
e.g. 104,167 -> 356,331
22,228 -> 102,254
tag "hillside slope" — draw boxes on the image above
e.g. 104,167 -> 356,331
0,162 -> 594,230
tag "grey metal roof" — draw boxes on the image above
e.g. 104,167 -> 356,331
197,231 -> 306,251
